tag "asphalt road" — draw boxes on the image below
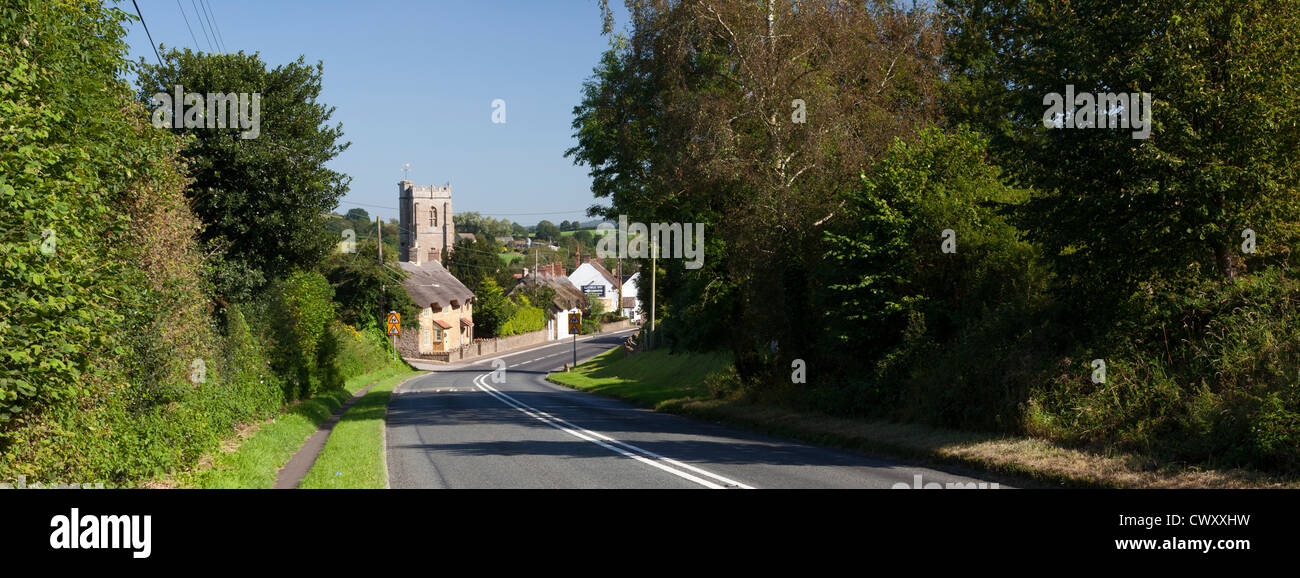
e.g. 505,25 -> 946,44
386,330 -> 1003,489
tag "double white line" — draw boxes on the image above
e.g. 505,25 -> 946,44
471,373 -> 753,489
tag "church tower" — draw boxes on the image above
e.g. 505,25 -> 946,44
398,180 -> 454,265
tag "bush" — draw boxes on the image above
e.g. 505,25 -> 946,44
0,2 -> 400,487
332,321 -> 395,380
704,365 -> 748,400
1027,269 -> 1300,472
269,270 -> 337,400
0,0 -> 164,422
499,296 -> 547,336
814,128 -> 1050,428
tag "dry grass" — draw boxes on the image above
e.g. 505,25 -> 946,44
194,417 -> 275,472
668,399 -> 1299,489
143,415 -> 277,489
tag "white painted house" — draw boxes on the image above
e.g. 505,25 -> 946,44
621,271 -> 642,321
569,259 -> 621,314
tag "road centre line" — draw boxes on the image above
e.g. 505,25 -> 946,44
471,373 -> 754,489
461,329 -> 638,369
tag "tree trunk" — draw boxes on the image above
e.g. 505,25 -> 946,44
1214,243 -> 1236,281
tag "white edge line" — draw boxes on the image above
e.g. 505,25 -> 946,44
473,374 -> 753,489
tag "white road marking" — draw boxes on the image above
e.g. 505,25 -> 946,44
471,373 -> 754,489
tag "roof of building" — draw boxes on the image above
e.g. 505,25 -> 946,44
456,233 -> 476,241
577,259 -> 619,286
399,260 -> 475,310
535,262 -> 566,278
509,274 -> 587,312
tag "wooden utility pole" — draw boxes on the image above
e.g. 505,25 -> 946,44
650,240 -> 656,349
378,216 -> 387,351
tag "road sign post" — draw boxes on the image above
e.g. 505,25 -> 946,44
387,311 -> 401,361
568,312 -> 581,369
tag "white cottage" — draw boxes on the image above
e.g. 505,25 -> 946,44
620,271 -> 642,322
569,259 -> 620,314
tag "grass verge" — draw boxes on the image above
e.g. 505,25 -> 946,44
177,364 -> 414,489
297,368 -> 422,489
547,347 -> 1299,489
546,346 -> 725,409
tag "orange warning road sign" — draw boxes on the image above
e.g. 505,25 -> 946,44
387,311 -> 401,336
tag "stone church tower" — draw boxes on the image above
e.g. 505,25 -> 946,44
398,180 -> 455,265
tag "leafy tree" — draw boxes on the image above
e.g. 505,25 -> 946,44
136,49 -> 352,299
269,270 -> 336,400
534,220 -> 561,241
942,0 -> 1300,321
569,1 -> 944,380
499,295 -> 547,336
344,208 -> 370,222
0,0 -> 202,421
444,236 -> 506,294
473,278 -> 514,338
819,129 -> 1047,378
456,211 -> 516,239
321,239 -> 418,329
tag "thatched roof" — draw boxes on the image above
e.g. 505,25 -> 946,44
510,274 -> 587,312
399,261 -> 475,310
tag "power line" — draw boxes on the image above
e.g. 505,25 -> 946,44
199,0 -> 226,53
336,199 -> 596,218
472,209 -> 600,216
338,200 -> 399,211
190,0 -> 214,52
347,228 -> 525,260
130,0 -> 164,67
174,0 -> 201,50
196,0 -> 220,52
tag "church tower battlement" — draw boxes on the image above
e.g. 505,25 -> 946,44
398,180 -> 454,265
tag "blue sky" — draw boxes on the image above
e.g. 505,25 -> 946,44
121,0 -> 625,225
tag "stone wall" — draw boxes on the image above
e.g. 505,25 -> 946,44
400,319 -> 638,364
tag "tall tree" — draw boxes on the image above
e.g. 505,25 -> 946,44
569,1 -> 944,380
321,240 -> 417,329
943,0 -> 1300,320
444,237 -> 508,294
473,278 -> 514,338
534,220 -> 561,241
136,49 -> 352,299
